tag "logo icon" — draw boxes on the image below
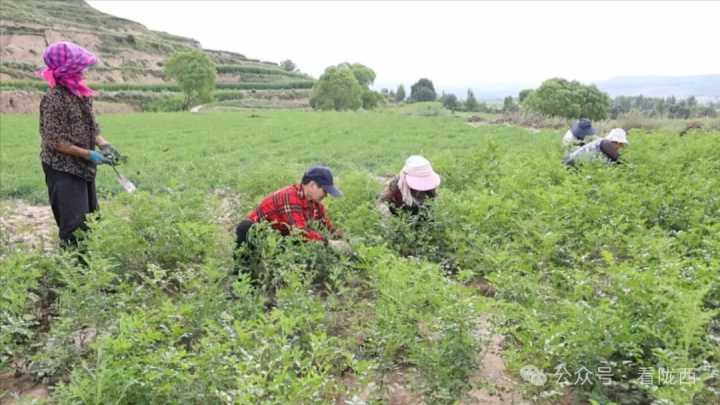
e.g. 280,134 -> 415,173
520,365 -> 547,386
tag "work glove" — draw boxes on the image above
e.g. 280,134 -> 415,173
99,144 -> 121,164
88,150 -> 112,165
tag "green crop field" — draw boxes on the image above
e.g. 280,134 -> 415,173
1,110 -> 719,404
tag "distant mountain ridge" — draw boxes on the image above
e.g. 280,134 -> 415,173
406,74 -> 720,102
594,75 -> 720,99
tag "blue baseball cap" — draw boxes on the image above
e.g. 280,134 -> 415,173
571,118 -> 596,139
302,166 -> 343,197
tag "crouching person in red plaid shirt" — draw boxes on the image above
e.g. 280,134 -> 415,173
233,166 -> 350,280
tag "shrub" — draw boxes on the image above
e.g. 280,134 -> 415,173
310,64 -> 363,111
442,94 -> 459,111
518,89 -> 533,103
362,89 -> 385,110
365,250 -> 481,403
410,78 -> 437,102
141,95 -> 186,112
343,63 -> 376,87
503,96 -> 518,113
217,63 -> 305,78
465,89 -> 479,112
395,84 -> 406,102
233,222 -> 347,300
0,253 -> 67,371
81,191 -> 224,278
310,63 -> 379,111
523,77 -> 611,120
165,50 -> 217,109
280,59 -> 297,72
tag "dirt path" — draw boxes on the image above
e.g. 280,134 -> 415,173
0,200 -> 55,253
0,372 -> 49,405
463,315 -> 531,405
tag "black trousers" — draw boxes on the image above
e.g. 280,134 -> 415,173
232,219 -> 256,277
235,219 -> 255,249
42,163 -> 98,246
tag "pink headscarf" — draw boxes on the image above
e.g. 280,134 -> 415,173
37,41 -> 97,97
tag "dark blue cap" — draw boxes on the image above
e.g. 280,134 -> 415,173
302,166 -> 342,197
571,118 -> 596,139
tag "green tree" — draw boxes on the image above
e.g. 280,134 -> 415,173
655,98 -> 667,117
309,64 -> 363,111
465,89 -> 479,112
668,100 -> 691,119
362,89 -> 385,109
346,63 -> 376,87
310,63 -> 382,111
395,84 -> 406,102
524,78 -> 610,120
503,96 -> 518,113
443,93 -> 459,111
280,59 -> 297,72
164,50 -> 216,109
694,105 -> 717,118
410,78 -> 437,102
518,89 -> 533,103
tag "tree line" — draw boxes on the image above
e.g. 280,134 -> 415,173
161,50 -> 719,118
609,95 -> 718,119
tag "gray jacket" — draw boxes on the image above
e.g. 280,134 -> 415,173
563,139 -> 620,167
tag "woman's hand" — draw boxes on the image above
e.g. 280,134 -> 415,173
88,150 -> 112,164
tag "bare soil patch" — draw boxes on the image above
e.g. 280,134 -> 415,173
463,315 -> 531,405
0,91 -> 139,114
0,372 -> 49,405
0,200 -> 55,253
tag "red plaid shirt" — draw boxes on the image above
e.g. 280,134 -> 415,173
247,184 -> 335,241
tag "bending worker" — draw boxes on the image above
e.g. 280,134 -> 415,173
562,118 -> 597,150
563,128 -> 629,167
235,165 -> 347,257
378,155 -> 441,216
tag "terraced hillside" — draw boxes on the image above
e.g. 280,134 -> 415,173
0,0 -> 313,112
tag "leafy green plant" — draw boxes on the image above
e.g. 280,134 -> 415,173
81,191 -> 224,278
1,108 -> 718,404
1,253 -> 45,370
362,250 -> 482,403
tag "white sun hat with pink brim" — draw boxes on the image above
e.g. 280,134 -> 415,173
402,155 -> 441,191
605,128 -> 629,144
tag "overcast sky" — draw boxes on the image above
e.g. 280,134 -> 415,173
87,1 -> 719,93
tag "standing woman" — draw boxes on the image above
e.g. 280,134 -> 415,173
38,41 -> 121,246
